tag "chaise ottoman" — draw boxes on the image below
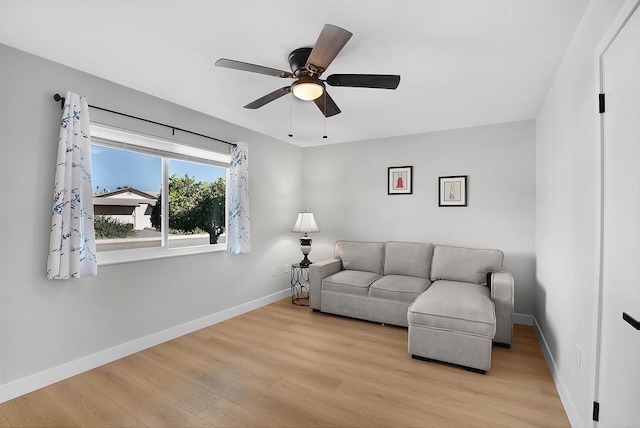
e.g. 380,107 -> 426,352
407,280 -> 497,373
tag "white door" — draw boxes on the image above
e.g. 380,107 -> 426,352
598,3 -> 640,427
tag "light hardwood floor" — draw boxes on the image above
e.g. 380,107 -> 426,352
0,299 -> 569,427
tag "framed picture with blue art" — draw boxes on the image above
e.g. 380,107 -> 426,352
439,175 -> 467,206
388,166 -> 413,195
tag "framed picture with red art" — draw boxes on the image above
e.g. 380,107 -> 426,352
388,166 -> 413,195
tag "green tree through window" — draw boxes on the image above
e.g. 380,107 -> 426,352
152,174 -> 226,244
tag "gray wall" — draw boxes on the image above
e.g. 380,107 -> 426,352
303,120 -> 536,315
535,0 -> 625,425
0,44 -> 303,385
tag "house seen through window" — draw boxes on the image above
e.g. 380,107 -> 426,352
90,124 -> 229,259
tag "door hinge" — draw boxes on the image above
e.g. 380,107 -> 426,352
599,93 -> 605,113
593,401 -> 600,422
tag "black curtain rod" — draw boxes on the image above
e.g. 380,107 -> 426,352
53,94 -> 235,147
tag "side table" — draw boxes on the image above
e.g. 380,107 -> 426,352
290,263 -> 310,306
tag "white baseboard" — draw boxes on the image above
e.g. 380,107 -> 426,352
0,288 -> 290,404
531,316 -> 582,428
514,313 -> 535,326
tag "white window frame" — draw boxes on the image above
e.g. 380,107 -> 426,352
90,123 -> 230,266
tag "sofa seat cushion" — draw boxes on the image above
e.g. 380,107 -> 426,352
322,270 -> 382,297
408,280 -> 496,338
369,275 -> 431,302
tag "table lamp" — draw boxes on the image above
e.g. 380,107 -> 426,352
292,211 -> 320,267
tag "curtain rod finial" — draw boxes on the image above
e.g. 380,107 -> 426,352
53,93 -> 65,109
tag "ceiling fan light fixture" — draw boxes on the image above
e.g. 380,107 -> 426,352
291,80 -> 324,101
215,24 -> 400,116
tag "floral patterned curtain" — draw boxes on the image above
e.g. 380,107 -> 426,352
227,142 -> 251,254
46,92 -> 97,279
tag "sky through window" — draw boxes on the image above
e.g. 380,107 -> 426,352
91,145 -> 226,194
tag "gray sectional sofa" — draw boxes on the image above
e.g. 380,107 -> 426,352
309,240 -> 514,372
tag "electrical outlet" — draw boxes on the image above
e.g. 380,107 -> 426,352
284,264 -> 290,273
575,343 -> 581,368
271,267 -> 277,277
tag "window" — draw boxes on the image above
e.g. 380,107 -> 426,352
90,124 -> 230,265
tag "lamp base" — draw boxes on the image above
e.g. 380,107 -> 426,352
299,237 -> 313,267
299,256 -> 312,267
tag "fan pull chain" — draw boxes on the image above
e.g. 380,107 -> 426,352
323,116 -> 327,139
288,93 -> 294,138
322,93 -> 328,139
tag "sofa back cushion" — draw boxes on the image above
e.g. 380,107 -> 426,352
384,241 -> 434,279
334,241 -> 385,274
430,245 -> 503,285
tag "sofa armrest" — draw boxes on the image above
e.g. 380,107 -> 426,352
309,259 -> 343,310
489,271 -> 514,346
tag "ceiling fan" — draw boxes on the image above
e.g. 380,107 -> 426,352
215,24 -> 401,117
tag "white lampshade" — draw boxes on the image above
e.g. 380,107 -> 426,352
292,212 -> 320,234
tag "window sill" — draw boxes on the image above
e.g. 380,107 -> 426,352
97,244 -> 227,266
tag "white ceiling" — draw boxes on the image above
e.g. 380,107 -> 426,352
0,0 -> 589,148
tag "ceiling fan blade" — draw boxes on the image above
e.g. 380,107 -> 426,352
306,24 -> 353,75
326,74 -> 401,89
216,58 -> 294,78
244,87 -> 291,109
313,91 -> 341,117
